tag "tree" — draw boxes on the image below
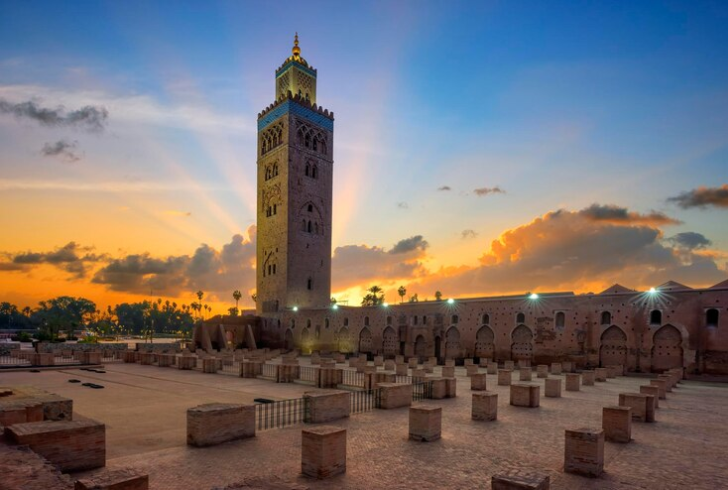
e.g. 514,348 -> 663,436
228,307 -> 238,317
233,290 -> 242,310
361,285 -> 385,307
409,293 -> 419,303
435,291 -> 443,301
33,296 -> 96,340
330,297 -> 337,306
397,286 -> 407,304
251,293 -> 257,304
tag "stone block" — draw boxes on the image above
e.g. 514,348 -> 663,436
409,405 -> 442,442
491,469 -> 550,490
565,373 -> 581,392
487,362 -> 498,375
562,362 -> 573,373
470,373 -> 487,391
0,401 -> 43,427
202,358 -> 218,374
498,369 -> 512,386
445,359 -> 455,367
658,375 -> 674,392
464,359 -> 474,366
186,403 -> 255,447
157,354 -> 172,367
606,366 -> 617,378
602,406 -> 631,443
594,368 -> 608,382
395,355 -> 404,364
582,370 -> 595,386
378,383 -> 413,409
304,391 -> 350,423
348,358 -> 358,368
639,386 -> 660,408
519,367 -> 532,381
618,393 -> 655,423
445,377 -> 457,398
649,379 -> 667,399
301,426 -> 346,479
518,359 -> 531,369
396,364 -> 409,376
123,351 -> 137,363
430,378 -> 448,399
178,355 -> 197,370
504,360 -> 515,370
441,366 -> 455,378
564,428 -> 604,477
550,363 -> 562,375
537,365 -> 549,378
139,352 -> 154,365
6,419 -> 105,472
466,364 -> 479,376
479,358 -> 489,367
510,383 -> 540,408
408,358 -> 418,368
545,378 -> 562,398
424,364 -> 434,374
74,468 -> 149,490
32,353 -> 55,366
472,392 -> 498,422
374,356 -> 384,367
412,369 -> 427,380
384,360 -> 395,371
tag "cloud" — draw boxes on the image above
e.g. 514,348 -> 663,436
332,235 -> 429,291
578,203 -> 681,225
410,205 -> 726,297
389,235 -> 429,255
91,226 -> 256,299
41,139 -> 80,162
437,186 -> 451,191
461,229 -> 478,239
0,98 -> 108,132
7,242 -> 105,278
667,184 -> 728,209
473,186 -> 505,197
667,232 -> 712,250
396,202 -> 409,209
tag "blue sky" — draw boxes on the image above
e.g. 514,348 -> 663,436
0,0 -> 726,308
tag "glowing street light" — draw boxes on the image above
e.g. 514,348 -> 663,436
292,306 -> 299,312
529,293 -> 539,300
332,304 -> 339,310
447,298 -> 455,304
648,287 -> 657,294
382,302 -> 389,307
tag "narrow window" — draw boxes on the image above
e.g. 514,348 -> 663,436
706,309 -> 719,327
307,278 -> 312,290
305,164 -> 309,176
386,316 -> 392,325
307,221 -> 312,233
413,316 -> 418,325
325,318 -> 330,329
364,316 -> 369,326
482,313 -> 490,324
272,264 -> 276,274
344,317 -> 349,327
601,311 -> 611,325
308,204 -> 313,212
273,204 -> 277,215
516,312 -> 525,324
555,312 -> 565,329
452,314 -> 459,324
313,166 -> 318,179
650,310 -> 662,325
423,315 -> 427,324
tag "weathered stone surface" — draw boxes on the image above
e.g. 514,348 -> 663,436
472,392 -> 498,421
0,386 -> 72,422
602,406 -> 631,443
6,419 -> 106,472
492,469 -> 550,489
487,362 -> 498,375
550,363 -> 562,375
409,405 -> 441,442
378,383 -> 413,409
74,468 -> 149,490
545,378 -> 562,398
430,378 -> 447,400
470,373 -> 487,391
537,365 -> 549,378
565,374 -> 581,392
519,367 -> 532,381
640,385 -> 660,408
304,391 -> 350,423
441,366 -> 455,378
510,383 -> 539,408
582,370 -> 595,386
595,368 -> 608,382
301,426 -> 346,479
0,444 -> 73,490
649,379 -> 667,399
564,428 -> 604,477
618,393 -> 655,423
187,403 -> 255,447
498,369 -> 513,386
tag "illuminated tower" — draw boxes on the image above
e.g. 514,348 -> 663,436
256,34 -> 334,313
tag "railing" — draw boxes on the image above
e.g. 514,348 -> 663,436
412,381 -> 434,401
261,363 -> 277,379
299,366 -> 318,383
53,357 -> 81,365
255,398 -> 308,431
340,369 -> 366,388
220,359 -> 240,375
394,375 -> 414,384
0,356 -> 30,366
350,388 -> 380,414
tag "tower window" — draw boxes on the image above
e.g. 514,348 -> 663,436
413,316 -> 418,326
706,309 -> 719,327
344,317 -> 349,327
307,278 -> 312,290
451,314 -> 459,324
386,316 -> 392,325
313,166 -> 318,179
307,221 -> 312,233
516,312 -> 525,324
650,310 -> 662,325
308,204 -> 313,212
364,316 -> 369,326
305,164 -> 310,176
482,313 -> 490,324
555,311 -> 565,329
601,311 -> 611,325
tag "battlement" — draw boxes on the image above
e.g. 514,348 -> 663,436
258,91 -> 334,121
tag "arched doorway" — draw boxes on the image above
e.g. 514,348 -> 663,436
337,327 -> 351,353
300,328 -> 311,354
414,335 -> 427,358
510,325 -> 533,361
284,329 -> 294,350
652,325 -> 683,371
445,327 -> 461,360
382,327 -> 398,356
475,326 -> 495,359
358,328 -> 373,353
599,326 -> 627,367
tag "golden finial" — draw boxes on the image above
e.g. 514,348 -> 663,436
292,32 -> 301,57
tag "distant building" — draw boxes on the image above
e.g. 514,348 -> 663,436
197,37 -> 728,375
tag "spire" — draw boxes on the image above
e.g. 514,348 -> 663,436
292,32 -> 301,57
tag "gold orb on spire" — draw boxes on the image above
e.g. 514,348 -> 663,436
292,32 -> 301,57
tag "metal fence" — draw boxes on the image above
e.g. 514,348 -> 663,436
394,375 -> 414,384
220,359 -> 240,375
255,398 -> 308,431
0,356 -> 30,366
261,363 -> 277,379
299,366 -> 317,383
412,381 -> 434,401
340,370 -> 366,388
350,388 -> 380,414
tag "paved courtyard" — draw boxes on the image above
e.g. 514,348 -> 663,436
3,362 -> 728,489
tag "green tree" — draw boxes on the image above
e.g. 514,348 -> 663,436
33,296 -> 96,341
233,290 -> 242,311
361,285 -> 385,307
397,286 -> 407,304
435,291 -> 443,301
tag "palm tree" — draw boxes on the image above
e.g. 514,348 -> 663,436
233,290 -> 242,311
196,290 -> 204,302
435,291 -> 443,301
398,286 -> 407,304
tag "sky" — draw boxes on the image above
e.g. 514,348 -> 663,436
1,0 -> 727,312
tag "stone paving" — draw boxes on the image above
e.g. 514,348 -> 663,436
3,362 -> 728,489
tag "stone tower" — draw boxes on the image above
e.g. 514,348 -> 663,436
256,35 -> 334,314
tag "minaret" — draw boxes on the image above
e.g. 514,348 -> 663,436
256,35 -> 334,314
